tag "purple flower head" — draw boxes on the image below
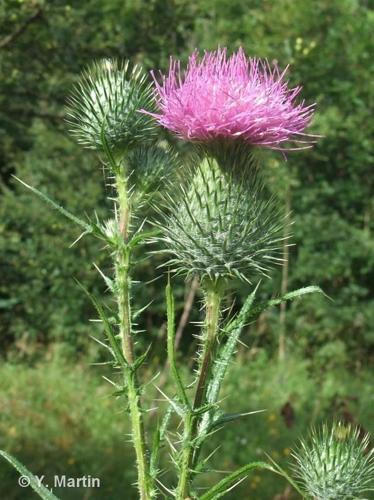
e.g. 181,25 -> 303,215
146,48 -> 316,151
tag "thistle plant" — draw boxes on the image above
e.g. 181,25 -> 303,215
292,422 -> 374,499
67,58 -> 157,154
2,47 -> 372,500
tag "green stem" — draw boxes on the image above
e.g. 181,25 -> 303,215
176,281 -> 223,499
194,285 -> 222,410
166,279 -> 190,408
114,163 -> 152,500
177,412 -> 194,500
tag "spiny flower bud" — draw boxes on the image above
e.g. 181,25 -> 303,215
127,144 -> 180,203
156,153 -> 286,284
292,422 -> 374,500
67,59 -> 157,156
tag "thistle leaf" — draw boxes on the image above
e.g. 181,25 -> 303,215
0,450 -> 59,500
93,263 -> 115,292
132,344 -> 151,372
75,280 -> 127,369
200,461 -> 276,500
13,176 -> 93,233
248,285 -> 324,319
150,406 -> 173,480
201,284 -> 259,434
128,228 -> 160,249
153,385 -> 185,418
209,409 -> 266,431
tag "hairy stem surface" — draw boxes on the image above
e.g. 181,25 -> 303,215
114,164 -> 152,500
177,282 -> 223,499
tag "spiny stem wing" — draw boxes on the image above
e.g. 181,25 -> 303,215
75,280 -> 127,369
0,450 -> 60,500
13,176 -> 93,233
200,461 -> 277,500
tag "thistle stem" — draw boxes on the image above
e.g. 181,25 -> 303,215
114,163 -> 152,500
194,284 -> 222,410
177,281 -> 222,499
279,187 -> 291,362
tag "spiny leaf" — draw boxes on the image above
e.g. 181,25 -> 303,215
248,285 -> 325,319
75,280 -> 127,369
150,406 -> 173,479
0,450 -> 59,500
209,408 -> 266,430
153,385 -> 185,418
133,300 -> 153,320
128,228 -> 160,248
132,344 -> 151,372
13,176 -> 93,233
265,453 -> 307,498
202,285 -> 259,426
199,461 -> 276,500
192,402 -> 217,417
200,285 -> 323,436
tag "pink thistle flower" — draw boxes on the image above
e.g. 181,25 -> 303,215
146,48 -> 316,151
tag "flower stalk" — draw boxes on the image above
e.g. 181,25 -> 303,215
193,282 -> 223,412
176,281 -> 223,499
114,162 -> 152,500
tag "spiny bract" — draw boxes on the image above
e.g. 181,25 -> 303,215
67,59 -> 157,155
126,144 -> 181,215
292,422 -> 374,500
156,154 -> 286,284
127,144 -> 180,199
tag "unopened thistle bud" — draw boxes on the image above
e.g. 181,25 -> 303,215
157,154 -> 286,285
292,422 -> 374,500
67,59 -> 157,156
127,144 -> 180,204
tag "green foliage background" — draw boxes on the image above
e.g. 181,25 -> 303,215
0,0 -> 373,498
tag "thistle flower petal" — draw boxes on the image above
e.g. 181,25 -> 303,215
147,48 -> 316,151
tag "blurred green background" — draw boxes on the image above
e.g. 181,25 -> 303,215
0,1 -> 373,498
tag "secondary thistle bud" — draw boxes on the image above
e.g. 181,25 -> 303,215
292,422 -> 374,500
127,144 -> 180,204
67,59 -> 157,156
157,153 -> 286,284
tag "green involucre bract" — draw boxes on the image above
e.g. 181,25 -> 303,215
156,155 -> 287,284
127,144 -> 181,204
292,422 -> 374,500
66,59 -> 157,155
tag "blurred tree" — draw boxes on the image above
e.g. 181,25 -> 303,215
0,0 -> 196,357
0,0 -> 373,369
